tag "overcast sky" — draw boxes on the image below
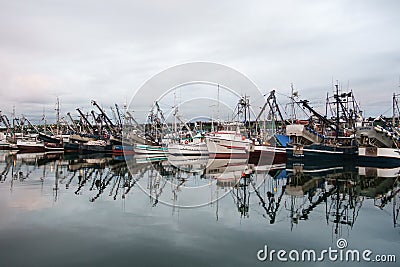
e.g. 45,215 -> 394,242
0,0 -> 399,124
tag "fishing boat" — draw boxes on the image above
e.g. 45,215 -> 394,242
286,85 -> 360,162
250,143 -> 287,165
122,101 -> 168,157
286,136 -> 357,159
250,133 -> 289,166
79,140 -> 112,154
356,122 -> 400,167
249,90 -> 290,166
38,132 -> 67,144
206,129 -> 252,159
63,133 -> 99,153
358,147 -> 400,167
286,120 -> 343,160
168,132 -> 208,156
206,96 -> 254,159
16,139 -> 46,153
168,141 -> 208,156
356,94 -> 400,167
38,98 -> 67,151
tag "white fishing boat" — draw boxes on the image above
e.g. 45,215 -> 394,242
356,124 -> 396,148
206,129 -> 252,159
168,141 -> 208,155
16,139 -> 45,153
168,133 -> 208,156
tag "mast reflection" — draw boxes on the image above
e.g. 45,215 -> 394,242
0,151 -> 398,231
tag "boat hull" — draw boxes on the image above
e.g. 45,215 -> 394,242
63,142 -> 80,153
17,144 -> 46,153
134,144 -> 168,156
45,143 -> 64,152
357,147 -> 400,167
249,145 -> 286,165
38,133 -> 62,144
168,142 -> 208,156
0,142 -> 11,150
112,145 -> 134,155
79,144 -> 112,154
206,133 -> 251,159
286,143 -> 357,162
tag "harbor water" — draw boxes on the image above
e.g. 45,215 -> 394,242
0,151 -> 398,266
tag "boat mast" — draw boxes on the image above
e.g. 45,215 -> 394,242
245,95 -> 250,128
115,104 -> 123,131
56,97 -> 60,136
325,92 -> 329,119
173,90 -> 177,139
393,92 -> 400,126
393,74 -> 400,126
43,107 -> 46,136
335,83 -> 339,139
12,106 -> 15,141
290,83 -> 295,124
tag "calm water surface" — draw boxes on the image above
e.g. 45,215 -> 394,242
0,151 -> 398,267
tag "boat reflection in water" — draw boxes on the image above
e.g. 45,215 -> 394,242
280,161 -> 399,232
0,151 -> 399,232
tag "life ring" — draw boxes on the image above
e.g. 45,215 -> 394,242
184,140 -> 188,144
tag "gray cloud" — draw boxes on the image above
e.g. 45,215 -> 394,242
0,0 -> 399,123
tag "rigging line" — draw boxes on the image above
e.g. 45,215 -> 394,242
380,106 -> 393,116
251,96 -> 269,107
275,97 -> 289,118
293,100 -> 310,117
275,91 -> 291,98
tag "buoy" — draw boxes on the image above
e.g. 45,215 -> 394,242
184,140 -> 188,144
242,136 -> 246,140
